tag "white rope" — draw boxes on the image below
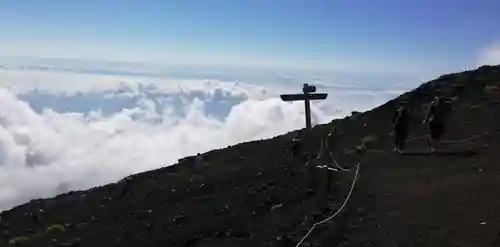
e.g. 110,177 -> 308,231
441,133 -> 487,144
403,129 -> 500,145
405,133 -> 482,144
316,165 -> 338,172
317,163 -> 360,225
326,149 -> 351,172
295,162 -> 361,247
321,132 -> 351,172
294,224 -> 317,247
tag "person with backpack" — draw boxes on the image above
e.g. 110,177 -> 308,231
392,101 -> 410,153
289,130 -> 316,193
423,96 -> 453,153
291,132 -> 302,160
195,153 -> 203,168
284,131 -> 303,180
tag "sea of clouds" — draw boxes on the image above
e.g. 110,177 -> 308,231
0,62 -> 415,212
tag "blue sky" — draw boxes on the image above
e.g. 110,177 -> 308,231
1,0 -> 500,75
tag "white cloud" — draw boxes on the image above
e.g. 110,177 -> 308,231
477,44 -> 500,66
0,40 -> 425,73
0,65 -> 405,212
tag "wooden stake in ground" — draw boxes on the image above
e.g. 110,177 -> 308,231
280,83 -> 328,130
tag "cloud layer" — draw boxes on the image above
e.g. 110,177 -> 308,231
478,44 -> 500,66
0,66 -> 405,212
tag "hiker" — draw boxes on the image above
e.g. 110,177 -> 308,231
290,131 -> 316,191
295,134 -> 315,187
284,131 -> 303,180
117,177 -> 132,199
423,96 -> 453,153
305,152 -> 317,191
195,153 -> 203,168
392,101 -> 410,153
291,132 -> 302,160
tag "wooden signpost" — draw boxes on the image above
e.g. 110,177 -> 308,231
280,83 -> 328,130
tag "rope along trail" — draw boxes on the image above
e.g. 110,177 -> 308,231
295,162 -> 360,247
367,130 -> 500,155
295,128 -> 359,246
316,130 -> 352,172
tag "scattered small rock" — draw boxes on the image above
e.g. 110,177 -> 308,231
271,204 -> 283,212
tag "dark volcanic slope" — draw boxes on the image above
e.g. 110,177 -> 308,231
1,65 -> 500,247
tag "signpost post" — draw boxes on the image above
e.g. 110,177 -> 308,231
280,83 -> 328,130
